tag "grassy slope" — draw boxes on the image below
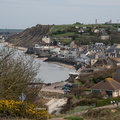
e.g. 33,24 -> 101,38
50,105 -> 120,120
49,24 -> 120,45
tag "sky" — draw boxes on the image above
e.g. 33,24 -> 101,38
0,0 -> 120,29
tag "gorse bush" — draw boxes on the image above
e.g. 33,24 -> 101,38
0,100 -> 50,120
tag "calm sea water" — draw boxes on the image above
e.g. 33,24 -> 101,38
36,59 -> 75,83
0,43 -> 75,83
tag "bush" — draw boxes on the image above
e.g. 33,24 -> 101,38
96,97 -> 120,107
71,98 -> 97,108
0,100 -> 50,120
65,116 -> 83,120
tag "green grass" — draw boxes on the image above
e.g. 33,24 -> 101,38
66,106 -> 94,114
75,80 -> 83,85
51,32 -> 75,37
83,107 -> 120,120
65,116 -> 83,120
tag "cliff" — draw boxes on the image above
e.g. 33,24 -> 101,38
6,24 -> 53,48
6,23 -> 120,48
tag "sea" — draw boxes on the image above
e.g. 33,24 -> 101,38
0,43 -> 75,83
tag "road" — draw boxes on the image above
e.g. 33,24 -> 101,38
48,104 -> 120,120
41,81 -> 68,94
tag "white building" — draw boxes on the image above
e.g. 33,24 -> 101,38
42,36 -> 51,44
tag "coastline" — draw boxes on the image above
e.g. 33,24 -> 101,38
49,61 -> 75,69
1,41 -> 75,69
1,41 -> 27,51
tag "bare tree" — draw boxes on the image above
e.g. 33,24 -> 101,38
0,46 -> 42,101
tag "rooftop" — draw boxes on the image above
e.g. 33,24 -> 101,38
91,78 -> 120,91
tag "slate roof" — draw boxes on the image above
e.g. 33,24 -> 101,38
91,78 -> 120,91
106,45 -> 120,56
92,57 -> 118,67
116,69 -> 120,73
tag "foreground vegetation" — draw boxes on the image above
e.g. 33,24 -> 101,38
83,107 -> 120,120
0,47 -> 42,101
0,100 -> 50,120
0,46 -> 50,119
51,105 -> 120,120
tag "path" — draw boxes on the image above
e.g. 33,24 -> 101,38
75,104 -> 119,116
48,118 -> 64,120
48,104 -> 119,120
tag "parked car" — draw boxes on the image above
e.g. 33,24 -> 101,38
64,88 -> 70,92
65,83 -> 73,88
45,83 -> 51,86
62,86 -> 68,90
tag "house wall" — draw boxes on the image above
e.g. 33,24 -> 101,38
42,36 -> 51,43
117,63 -> 120,66
101,35 -> 109,40
119,90 -> 120,96
91,89 -> 120,97
112,90 -> 120,97
91,59 -> 98,66
106,65 -> 111,69
68,50 -> 77,58
60,50 -> 69,57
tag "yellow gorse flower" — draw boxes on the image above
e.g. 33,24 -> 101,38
0,100 -> 50,119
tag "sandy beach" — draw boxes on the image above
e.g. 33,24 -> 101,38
51,62 -> 75,69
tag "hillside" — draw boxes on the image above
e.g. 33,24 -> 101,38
6,24 -> 53,48
6,23 -> 120,48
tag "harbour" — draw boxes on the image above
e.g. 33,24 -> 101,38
0,42 -> 75,83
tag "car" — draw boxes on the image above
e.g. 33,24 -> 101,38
62,86 -> 68,90
64,88 -> 70,92
45,83 -> 51,86
65,83 -> 73,88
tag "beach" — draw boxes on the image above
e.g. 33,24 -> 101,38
1,41 -> 75,69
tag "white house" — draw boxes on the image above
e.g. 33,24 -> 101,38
42,36 -> 51,44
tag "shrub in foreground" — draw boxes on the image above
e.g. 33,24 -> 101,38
65,116 -> 83,120
0,100 -> 50,120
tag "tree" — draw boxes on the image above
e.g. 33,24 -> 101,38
71,86 -> 85,97
0,46 -> 42,101
53,40 -> 57,45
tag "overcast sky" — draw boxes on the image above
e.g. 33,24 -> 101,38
0,0 -> 120,29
